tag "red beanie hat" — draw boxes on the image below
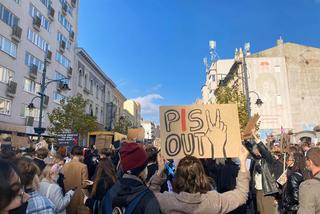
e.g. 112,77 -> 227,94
120,142 -> 148,175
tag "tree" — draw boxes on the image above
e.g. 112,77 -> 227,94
113,116 -> 133,135
47,94 -> 98,141
215,86 -> 249,130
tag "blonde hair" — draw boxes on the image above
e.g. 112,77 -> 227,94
41,163 -> 59,183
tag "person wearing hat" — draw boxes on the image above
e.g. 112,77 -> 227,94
298,147 -> 320,214
106,142 -> 161,214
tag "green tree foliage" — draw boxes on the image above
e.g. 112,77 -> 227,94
113,116 -> 133,135
47,94 -> 98,139
215,86 -> 249,130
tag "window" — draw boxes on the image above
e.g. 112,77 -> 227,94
84,74 -> 87,88
0,66 -> 14,83
59,0 -> 73,16
57,32 -> 71,50
27,28 -> 51,52
55,71 -> 69,84
24,78 -> 40,94
20,104 -> 40,120
78,69 -> 82,86
95,106 -> 98,117
29,4 -> 51,32
0,97 -> 11,115
58,12 -> 73,32
96,85 -> 99,99
13,0 -> 20,4
89,104 -> 93,116
53,91 -> 65,103
25,52 -> 44,72
0,34 -> 17,57
100,107 -> 104,123
39,0 -> 52,9
0,3 -> 19,27
55,52 -> 70,69
90,80 -> 93,93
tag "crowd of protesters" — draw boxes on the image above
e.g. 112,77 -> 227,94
0,132 -> 320,214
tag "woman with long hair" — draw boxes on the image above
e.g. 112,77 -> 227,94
39,163 -> 75,214
149,145 -> 250,214
281,152 -> 305,213
84,158 -> 117,214
0,158 -> 30,214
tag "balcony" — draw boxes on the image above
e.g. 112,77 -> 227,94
32,16 -> 41,32
29,64 -> 38,79
11,25 -> 22,42
6,81 -> 17,97
69,31 -> 75,42
62,3 -> 68,16
48,7 -> 55,21
59,40 -> 66,53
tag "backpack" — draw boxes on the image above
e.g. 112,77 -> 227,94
101,189 -> 148,214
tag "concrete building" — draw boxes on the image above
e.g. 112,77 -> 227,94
74,48 -> 116,132
123,100 -> 141,127
202,39 -> 320,142
111,86 -> 126,129
141,120 -> 155,141
0,0 -> 79,142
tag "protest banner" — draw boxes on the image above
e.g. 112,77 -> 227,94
160,104 -> 241,159
95,134 -> 113,150
56,133 -> 79,146
127,128 -> 145,141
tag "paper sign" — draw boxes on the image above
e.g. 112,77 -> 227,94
242,114 -> 260,140
127,128 -> 145,141
95,135 -> 113,150
160,104 -> 242,159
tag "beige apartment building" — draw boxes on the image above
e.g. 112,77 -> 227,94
0,0 -> 79,143
202,39 -> 320,142
123,100 -> 141,127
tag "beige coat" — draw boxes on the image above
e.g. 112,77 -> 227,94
149,171 -> 250,214
62,158 -> 90,214
298,173 -> 320,214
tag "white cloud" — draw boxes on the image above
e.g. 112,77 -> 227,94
133,94 -> 164,122
150,84 -> 162,91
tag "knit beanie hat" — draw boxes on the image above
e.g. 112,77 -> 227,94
307,147 -> 320,167
120,142 -> 148,175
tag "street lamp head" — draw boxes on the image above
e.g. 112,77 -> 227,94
244,42 -> 250,52
209,40 -> 216,50
255,98 -> 263,107
27,103 -> 35,109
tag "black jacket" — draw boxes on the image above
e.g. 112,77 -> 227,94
109,174 -> 161,214
282,170 -> 304,212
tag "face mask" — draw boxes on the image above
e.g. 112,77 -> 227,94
8,202 -> 28,214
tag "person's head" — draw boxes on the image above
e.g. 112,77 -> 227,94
306,147 -> 320,176
36,148 -> 49,160
302,141 -> 311,152
15,157 -> 40,190
120,142 -> 148,180
99,148 -> 113,160
173,156 -> 210,194
40,164 -> 61,184
145,145 -> 158,164
71,146 -> 83,157
0,159 -> 30,214
287,152 -> 305,173
57,147 -> 67,158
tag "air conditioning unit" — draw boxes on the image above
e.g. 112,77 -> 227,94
32,16 -> 41,32
25,116 -> 34,126
71,0 -> 77,8
6,81 -> 17,97
43,95 -> 49,108
59,40 -> 66,53
11,25 -> 22,42
62,3 -> 68,16
69,31 -> 75,42
46,50 -> 52,63
68,67 -> 72,77
29,64 -> 38,79
48,7 -> 55,21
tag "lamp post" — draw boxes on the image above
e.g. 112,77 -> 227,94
28,58 -> 70,143
242,43 -> 252,117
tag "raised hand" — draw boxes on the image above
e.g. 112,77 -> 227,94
204,109 -> 228,157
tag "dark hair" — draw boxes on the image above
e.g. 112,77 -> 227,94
0,159 -> 21,212
145,145 -> 158,163
99,148 -> 113,158
290,152 -> 305,174
91,158 -> 117,197
71,146 -> 83,156
173,156 -> 210,194
15,157 -> 39,187
36,147 -> 49,159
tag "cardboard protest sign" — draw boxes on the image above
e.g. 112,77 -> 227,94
95,134 -> 113,150
127,128 -> 145,141
11,135 -> 29,148
160,104 -> 241,159
242,114 -> 260,140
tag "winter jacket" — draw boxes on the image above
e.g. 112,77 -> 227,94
282,170 -> 304,212
149,171 -> 250,214
108,174 -> 161,214
298,172 -> 320,214
39,179 -> 74,214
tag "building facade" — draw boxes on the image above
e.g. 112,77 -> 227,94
141,120 -> 155,141
0,0 -> 79,142
111,86 -> 126,129
123,100 -> 141,127
202,40 -> 320,142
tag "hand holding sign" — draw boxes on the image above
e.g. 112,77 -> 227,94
205,109 -> 228,157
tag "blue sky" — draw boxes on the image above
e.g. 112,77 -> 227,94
78,0 -> 320,123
